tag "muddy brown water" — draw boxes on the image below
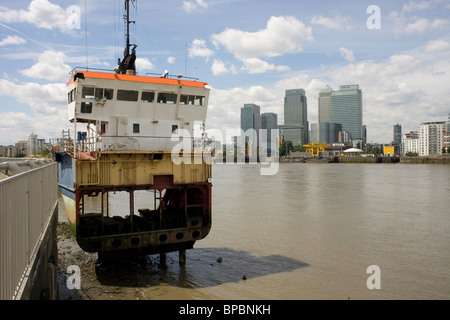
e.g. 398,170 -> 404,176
57,163 -> 450,300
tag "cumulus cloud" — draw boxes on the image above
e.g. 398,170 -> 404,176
0,78 -> 66,115
404,18 -> 449,34
241,58 -> 290,74
0,0 -> 71,33
206,48 -> 450,143
183,0 -> 208,13
20,50 -> 72,81
135,57 -> 155,72
212,16 -> 312,60
0,77 -> 69,144
211,16 -> 311,74
310,14 -> 352,30
389,11 -> 450,35
211,59 -> 237,76
189,39 -> 214,62
206,85 -> 280,131
402,0 -> 437,12
167,56 -> 176,64
340,47 -> 355,62
0,35 -> 26,46
424,40 -> 450,53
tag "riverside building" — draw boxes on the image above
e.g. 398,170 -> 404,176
418,121 -> 446,156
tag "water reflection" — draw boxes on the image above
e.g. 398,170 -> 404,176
96,247 -> 309,289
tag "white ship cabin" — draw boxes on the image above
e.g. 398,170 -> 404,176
66,70 -> 210,154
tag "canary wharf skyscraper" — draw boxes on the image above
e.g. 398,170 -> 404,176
329,85 -> 363,140
282,89 -> 308,145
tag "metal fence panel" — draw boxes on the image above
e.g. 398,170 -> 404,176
0,162 -> 57,300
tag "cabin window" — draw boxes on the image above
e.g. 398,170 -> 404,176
117,89 -> 139,101
95,88 -> 114,100
81,102 -> 92,113
172,125 -> 178,133
82,87 -> 95,99
157,92 -> 177,104
141,91 -> 155,103
67,89 -> 76,103
180,95 -> 205,106
133,123 -> 140,133
101,122 -> 107,135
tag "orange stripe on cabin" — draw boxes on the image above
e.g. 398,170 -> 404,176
67,70 -> 208,88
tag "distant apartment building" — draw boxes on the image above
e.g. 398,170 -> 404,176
402,131 -> 419,155
16,141 -> 28,156
28,133 -> 38,156
418,121 -> 446,156
444,113 -> 450,152
0,145 -> 18,157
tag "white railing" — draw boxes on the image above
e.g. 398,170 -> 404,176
0,161 -> 57,300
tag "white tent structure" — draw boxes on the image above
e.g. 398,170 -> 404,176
343,147 -> 363,157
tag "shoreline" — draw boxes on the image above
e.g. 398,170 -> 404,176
57,222 -> 148,300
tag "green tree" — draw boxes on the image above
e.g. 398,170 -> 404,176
370,147 -> 381,155
293,145 -> 306,152
280,141 -> 294,157
40,147 -> 51,158
405,152 -> 418,157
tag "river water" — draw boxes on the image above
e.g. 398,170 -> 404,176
58,163 -> 450,300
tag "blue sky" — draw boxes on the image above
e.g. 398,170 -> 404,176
0,0 -> 449,145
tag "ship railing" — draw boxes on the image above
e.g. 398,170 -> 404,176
72,135 -> 216,159
69,67 -> 200,81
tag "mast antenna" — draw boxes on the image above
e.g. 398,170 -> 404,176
116,0 -> 137,74
85,0 -> 88,69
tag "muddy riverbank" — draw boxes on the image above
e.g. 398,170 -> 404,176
57,222 -> 150,300
57,222 -> 215,300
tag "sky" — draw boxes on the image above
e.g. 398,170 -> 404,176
0,0 -> 449,146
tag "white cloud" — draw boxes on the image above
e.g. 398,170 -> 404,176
424,40 -> 450,53
0,77 -> 69,144
310,15 -> 352,30
402,0 -> 436,12
390,12 -> 450,35
135,57 -> 155,72
211,59 -> 237,76
211,16 -> 311,74
404,18 -> 449,34
0,0 -> 70,33
206,47 -> 450,144
212,16 -> 312,60
167,56 -> 176,64
207,85 -> 280,131
241,58 -> 290,74
340,47 -> 355,62
325,53 -> 450,141
183,0 -> 208,13
20,50 -> 72,81
189,39 -> 214,62
0,35 -> 26,46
